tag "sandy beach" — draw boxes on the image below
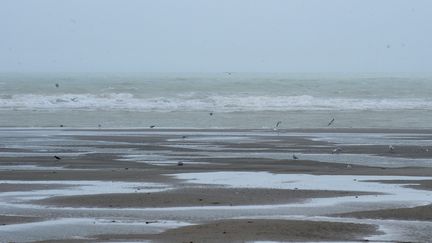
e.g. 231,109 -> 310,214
1,128 -> 432,242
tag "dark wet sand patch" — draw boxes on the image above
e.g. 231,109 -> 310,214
335,204 -> 432,221
0,215 -> 42,225
0,183 -> 71,192
0,168 -> 179,183
35,187 -> 372,208
95,219 -> 379,242
365,179 -> 432,191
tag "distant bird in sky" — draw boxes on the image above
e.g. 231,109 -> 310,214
54,155 -> 61,160
327,118 -> 335,126
209,112 -> 213,116
55,83 -> 59,88
293,154 -> 298,160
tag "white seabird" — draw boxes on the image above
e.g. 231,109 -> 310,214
332,147 -> 343,154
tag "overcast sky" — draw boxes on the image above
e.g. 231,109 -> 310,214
1,0 -> 431,73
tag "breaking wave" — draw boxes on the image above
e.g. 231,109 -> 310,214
1,93 -> 432,112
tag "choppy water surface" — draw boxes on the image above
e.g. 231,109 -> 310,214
1,73 -> 432,128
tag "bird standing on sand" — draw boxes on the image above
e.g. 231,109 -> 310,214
388,145 -> 395,153
327,118 -> 335,126
332,147 -> 343,154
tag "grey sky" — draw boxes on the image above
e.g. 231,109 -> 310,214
1,0 -> 431,73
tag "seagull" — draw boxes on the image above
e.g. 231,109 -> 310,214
209,112 -> 214,116
55,83 -> 59,88
327,118 -> 335,126
273,121 -> 282,131
346,163 -> 352,169
332,147 -> 343,154
292,154 -> 298,160
388,145 -> 395,153
177,161 -> 184,166
54,155 -> 61,160
149,125 -> 155,128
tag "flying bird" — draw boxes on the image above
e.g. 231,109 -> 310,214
150,125 -> 155,128
327,118 -> 335,126
273,121 -> 282,131
54,155 -> 61,160
55,83 -> 59,88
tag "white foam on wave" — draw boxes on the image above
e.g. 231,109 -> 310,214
1,93 -> 432,112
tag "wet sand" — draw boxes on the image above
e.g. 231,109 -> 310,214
37,188 -> 372,208
0,183 -> 71,192
98,219 -> 380,243
1,128 -> 432,242
0,215 -> 42,226
336,204 -> 432,221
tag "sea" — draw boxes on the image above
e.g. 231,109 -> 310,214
0,72 -> 431,129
